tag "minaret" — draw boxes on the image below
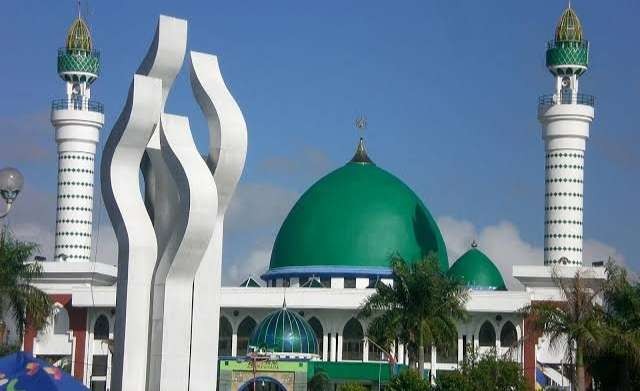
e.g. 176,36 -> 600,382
539,5 -> 594,267
52,13 -> 104,261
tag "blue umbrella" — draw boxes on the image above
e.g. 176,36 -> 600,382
0,352 -> 89,391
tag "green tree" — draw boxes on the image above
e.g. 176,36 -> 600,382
360,255 -> 468,380
387,369 -> 431,391
338,383 -> 366,391
435,348 -> 529,391
587,261 -> 640,390
308,370 -> 330,391
0,230 -> 53,346
522,268 -> 603,391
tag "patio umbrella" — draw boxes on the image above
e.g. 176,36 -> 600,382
0,352 -> 89,391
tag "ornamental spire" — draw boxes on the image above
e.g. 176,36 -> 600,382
350,115 -> 373,164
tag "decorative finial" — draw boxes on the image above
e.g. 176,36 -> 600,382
354,114 -> 367,138
282,297 -> 287,310
351,115 -> 373,164
77,0 -> 82,18
471,240 -> 478,248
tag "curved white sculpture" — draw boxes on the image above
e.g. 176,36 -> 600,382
189,51 -> 248,391
158,114 -> 218,391
104,15 -> 247,391
101,74 -> 162,391
133,16 -> 189,389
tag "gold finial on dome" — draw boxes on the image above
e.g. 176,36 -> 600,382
555,5 -> 583,42
65,3 -> 93,53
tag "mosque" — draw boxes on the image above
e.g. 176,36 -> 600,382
5,4 -> 609,391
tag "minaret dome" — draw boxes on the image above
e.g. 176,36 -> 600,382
546,6 -> 589,77
57,15 -> 100,85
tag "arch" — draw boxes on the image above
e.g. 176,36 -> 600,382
237,316 -> 257,356
238,376 -> 286,391
219,316 -> 233,356
53,304 -> 69,335
342,318 -> 364,361
478,321 -> 496,347
93,314 -> 110,340
500,321 -> 518,348
308,317 -> 324,358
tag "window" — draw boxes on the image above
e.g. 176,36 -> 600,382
500,321 -> 518,348
93,315 -> 109,340
344,278 -> 356,289
282,278 -> 290,288
367,277 -> 380,289
237,317 -> 257,356
308,317 -> 323,358
479,321 -> 496,347
219,317 -> 233,356
342,318 -> 364,361
299,276 -> 309,287
53,306 -> 69,335
90,381 -> 106,391
320,277 -> 331,288
437,344 -> 458,363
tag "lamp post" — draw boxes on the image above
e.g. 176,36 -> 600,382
0,167 -> 24,219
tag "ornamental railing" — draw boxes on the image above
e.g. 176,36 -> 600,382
538,92 -> 595,110
546,39 -> 589,50
51,98 -> 104,114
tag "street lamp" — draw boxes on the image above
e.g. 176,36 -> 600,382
0,167 -> 24,219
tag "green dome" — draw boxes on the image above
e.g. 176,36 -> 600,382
249,304 -> 319,357
447,243 -> 506,291
267,141 -> 448,277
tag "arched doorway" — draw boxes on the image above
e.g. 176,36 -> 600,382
342,318 -> 364,361
238,376 -> 287,391
237,317 -> 257,356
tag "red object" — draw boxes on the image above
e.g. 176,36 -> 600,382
23,294 -> 87,381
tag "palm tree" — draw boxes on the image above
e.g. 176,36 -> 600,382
523,267 -> 603,391
0,229 -> 53,346
360,255 -> 468,380
587,261 -> 640,390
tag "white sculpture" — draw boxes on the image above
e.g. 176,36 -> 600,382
102,15 -> 247,391
189,51 -> 247,390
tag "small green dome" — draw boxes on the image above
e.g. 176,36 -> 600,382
249,304 -> 319,357
555,7 -> 583,42
66,17 -> 93,52
267,141 -> 448,276
447,243 -> 506,291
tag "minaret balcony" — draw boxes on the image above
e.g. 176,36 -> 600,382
52,98 -> 104,114
538,93 -> 595,111
57,48 -> 101,83
546,40 -> 589,68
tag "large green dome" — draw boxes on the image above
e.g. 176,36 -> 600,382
249,304 -> 319,358
265,140 -> 448,279
447,243 -> 506,291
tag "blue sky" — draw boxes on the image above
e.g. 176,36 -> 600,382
0,1 -> 637,284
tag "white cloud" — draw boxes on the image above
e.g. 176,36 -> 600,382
437,216 -> 624,290
223,247 -> 271,286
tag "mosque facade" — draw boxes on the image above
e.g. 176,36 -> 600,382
5,5 -> 609,391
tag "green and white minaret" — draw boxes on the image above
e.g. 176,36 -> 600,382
52,13 -> 104,261
539,5 -> 594,267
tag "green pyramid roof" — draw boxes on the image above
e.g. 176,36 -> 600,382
447,244 -> 507,291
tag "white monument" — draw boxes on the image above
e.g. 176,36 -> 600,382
101,15 -> 247,391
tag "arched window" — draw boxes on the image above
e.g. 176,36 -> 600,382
342,318 -> 364,361
500,321 -> 518,348
237,317 -> 257,356
53,305 -> 69,335
479,321 -> 496,347
219,317 -> 233,356
308,317 -> 323,357
93,315 -> 110,340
